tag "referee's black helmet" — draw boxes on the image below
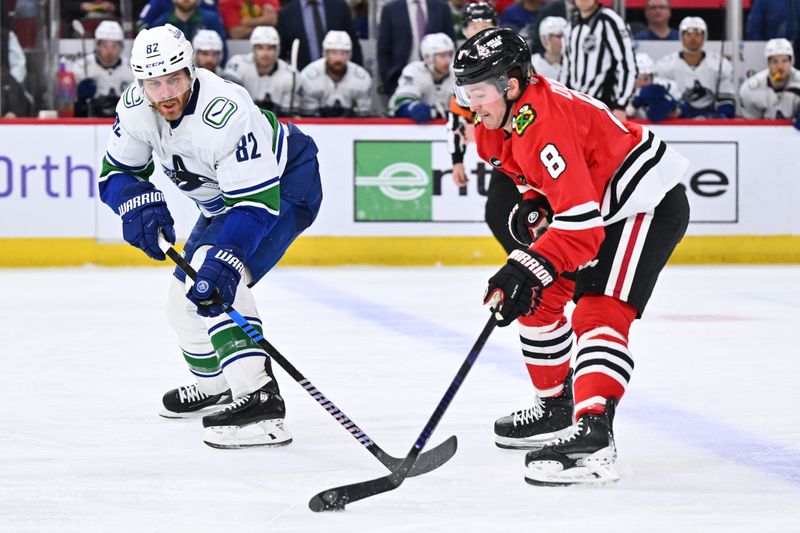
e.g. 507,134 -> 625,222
461,2 -> 497,27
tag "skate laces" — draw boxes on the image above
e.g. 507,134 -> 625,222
179,384 -> 208,404
222,394 -> 252,411
513,397 -> 546,426
552,419 -> 584,445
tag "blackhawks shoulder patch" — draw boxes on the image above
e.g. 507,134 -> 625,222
513,104 -> 536,136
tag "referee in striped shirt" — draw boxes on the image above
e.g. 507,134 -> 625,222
559,0 -> 637,121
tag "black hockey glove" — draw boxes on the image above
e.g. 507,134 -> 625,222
484,249 -> 557,327
508,197 -> 553,247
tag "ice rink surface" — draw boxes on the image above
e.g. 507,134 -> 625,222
1,264 -> 799,532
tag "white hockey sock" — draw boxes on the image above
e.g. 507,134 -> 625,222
166,277 -> 229,395
190,246 -> 271,399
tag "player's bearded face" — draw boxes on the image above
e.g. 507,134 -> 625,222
142,70 -> 193,121
461,80 -> 508,129
325,50 -> 349,75
768,55 -> 792,86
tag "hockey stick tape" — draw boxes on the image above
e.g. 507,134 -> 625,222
487,291 -> 502,320
157,232 -> 172,254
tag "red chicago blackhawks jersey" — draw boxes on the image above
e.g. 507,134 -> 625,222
475,75 -> 688,274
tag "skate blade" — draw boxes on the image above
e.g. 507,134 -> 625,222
158,403 -> 229,420
524,464 -> 619,486
203,419 -> 293,449
524,451 -> 619,486
495,426 -> 578,450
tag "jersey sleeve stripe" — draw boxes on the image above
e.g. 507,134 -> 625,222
550,214 -> 604,231
225,175 -> 280,197
552,201 -> 601,218
105,152 -> 152,173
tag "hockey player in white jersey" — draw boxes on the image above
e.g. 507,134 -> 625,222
740,38 -> 800,127
98,25 -> 322,449
531,16 -> 567,80
74,20 -> 133,117
297,31 -> 373,117
192,29 -> 223,74
655,16 -> 736,118
627,52 -> 681,122
224,26 -> 298,115
390,33 -> 455,123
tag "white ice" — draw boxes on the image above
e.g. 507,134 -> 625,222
1,265 -> 798,532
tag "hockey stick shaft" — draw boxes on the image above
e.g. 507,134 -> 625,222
309,313 -> 497,512
288,38 -> 300,115
158,236 -> 456,476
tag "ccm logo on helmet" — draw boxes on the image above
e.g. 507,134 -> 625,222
146,61 -> 165,68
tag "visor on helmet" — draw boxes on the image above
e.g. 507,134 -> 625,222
460,79 -> 507,108
141,70 -> 193,104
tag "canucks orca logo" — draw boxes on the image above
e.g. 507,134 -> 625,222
165,155 -> 216,191
684,80 -> 711,104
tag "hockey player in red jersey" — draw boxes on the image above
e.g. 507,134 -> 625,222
453,28 -> 690,485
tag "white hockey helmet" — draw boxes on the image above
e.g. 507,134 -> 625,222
635,52 -> 655,75
421,32 -> 455,63
250,25 -> 280,53
764,38 -> 793,60
322,30 -> 352,52
192,29 -> 223,52
539,16 -> 568,40
679,16 -> 707,35
95,20 -> 124,42
130,24 -> 195,102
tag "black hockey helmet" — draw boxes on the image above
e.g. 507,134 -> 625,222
462,2 -> 498,27
453,27 -> 532,93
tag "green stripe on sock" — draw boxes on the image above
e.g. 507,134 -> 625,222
182,350 -> 220,373
210,323 -> 265,363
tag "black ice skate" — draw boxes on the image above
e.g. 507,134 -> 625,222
523,398 -> 619,486
160,383 -> 231,419
202,381 -> 292,449
494,370 -> 575,450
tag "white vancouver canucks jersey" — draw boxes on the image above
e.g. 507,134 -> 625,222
100,68 -> 288,218
297,58 -> 372,116
739,68 -> 800,119
532,53 -> 561,80
389,60 -> 454,116
655,51 -> 735,110
73,53 -> 133,98
223,53 -> 298,113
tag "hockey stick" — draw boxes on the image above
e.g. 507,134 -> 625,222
309,312 -> 498,512
71,19 -> 94,118
157,236 -> 457,476
288,38 -> 300,115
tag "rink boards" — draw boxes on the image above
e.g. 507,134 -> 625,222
0,119 -> 798,266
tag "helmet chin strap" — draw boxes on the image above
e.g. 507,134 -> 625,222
500,94 -> 514,128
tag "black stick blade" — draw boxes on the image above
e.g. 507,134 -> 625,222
406,435 -> 457,476
308,475 -> 400,512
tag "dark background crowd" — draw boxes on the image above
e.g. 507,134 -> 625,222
0,0 -> 797,119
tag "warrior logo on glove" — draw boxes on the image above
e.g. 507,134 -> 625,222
484,249 -> 557,327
